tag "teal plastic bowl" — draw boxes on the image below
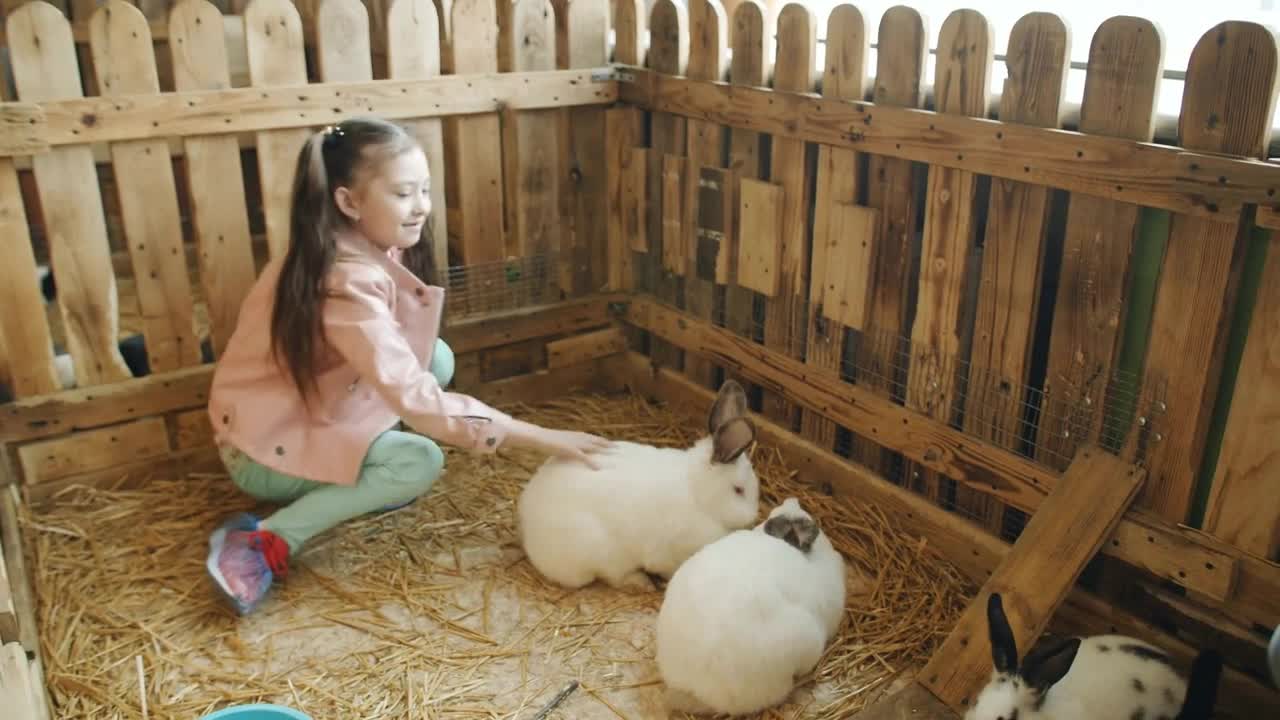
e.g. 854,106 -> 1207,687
200,705 -> 312,720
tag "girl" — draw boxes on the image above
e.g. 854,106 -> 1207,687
205,117 -> 613,615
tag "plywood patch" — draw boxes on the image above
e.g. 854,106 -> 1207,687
736,177 -> 784,296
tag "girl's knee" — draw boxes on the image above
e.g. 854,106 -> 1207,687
430,338 -> 455,388
368,431 -> 444,495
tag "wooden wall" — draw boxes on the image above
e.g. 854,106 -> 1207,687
607,0 -> 1280,714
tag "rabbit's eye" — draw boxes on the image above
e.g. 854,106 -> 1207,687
733,485 -> 744,496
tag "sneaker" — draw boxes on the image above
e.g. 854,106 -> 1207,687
206,513 -> 290,615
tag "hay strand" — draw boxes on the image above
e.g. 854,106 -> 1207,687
18,391 -> 975,718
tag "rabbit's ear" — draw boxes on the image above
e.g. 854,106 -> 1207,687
1020,637 -> 1080,695
712,416 -> 755,464
987,593 -> 1019,675
708,380 -> 749,434
1177,649 -> 1223,720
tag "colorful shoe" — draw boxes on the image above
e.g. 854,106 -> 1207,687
206,513 -> 290,615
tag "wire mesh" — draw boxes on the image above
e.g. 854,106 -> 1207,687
443,252 -> 562,319
628,276 -> 1168,477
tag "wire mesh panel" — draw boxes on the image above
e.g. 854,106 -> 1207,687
444,252 -> 562,319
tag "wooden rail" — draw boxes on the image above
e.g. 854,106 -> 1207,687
616,67 -> 1280,219
0,68 -> 618,155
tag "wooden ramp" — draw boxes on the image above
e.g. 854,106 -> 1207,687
858,444 -> 1146,717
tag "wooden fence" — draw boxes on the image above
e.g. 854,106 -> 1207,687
606,0 -> 1280,710
0,0 -> 1277,715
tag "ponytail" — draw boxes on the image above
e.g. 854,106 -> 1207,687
271,131 -> 338,402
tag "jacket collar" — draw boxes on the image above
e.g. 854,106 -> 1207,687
333,230 -> 437,292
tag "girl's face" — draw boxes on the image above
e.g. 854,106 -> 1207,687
334,146 -> 432,252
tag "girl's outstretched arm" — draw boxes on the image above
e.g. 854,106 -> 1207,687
322,264 -> 515,453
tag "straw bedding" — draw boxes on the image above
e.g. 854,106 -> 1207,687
16,391 -> 976,719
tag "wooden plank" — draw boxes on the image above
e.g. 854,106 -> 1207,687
168,0 -> 259,359
448,0 -> 506,265
660,152 -> 687,274
920,445 -> 1145,711
679,0 -> 728,390
799,3 -> 868,452
959,12 -> 1069,528
618,297 -> 1275,624
612,0 -> 643,66
7,2 -> 133,387
562,0 -> 610,296
244,0 -> 313,260
545,326 -> 626,368
1036,16 -> 1163,470
387,0 -> 451,281
605,107 -> 642,289
616,70 -> 1280,220
0,104 -> 47,156
7,68 -> 616,151
504,0 -> 561,271
23,446 -> 224,506
314,0 -> 373,81
89,0 -> 202,374
1129,22 -> 1280,522
0,533 -> 16,643
853,6 -> 927,476
735,177 -> 784,297
1,486 -> 39,654
17,416 -> 172,485
0,296 -> 620,442
606,0 -> 645,294
1202,234 -> 1280,559
644,0 -> 689,374
759,3 -> 817,427
818,203 -> 878,330
721,0 -> 767,399
905,9 -> 993,502
0,159 -> 59,398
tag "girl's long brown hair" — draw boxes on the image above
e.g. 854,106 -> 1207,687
270,117 -> 439,401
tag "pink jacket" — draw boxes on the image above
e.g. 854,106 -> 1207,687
207,233 -> 515,486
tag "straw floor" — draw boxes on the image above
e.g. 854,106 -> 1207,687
16,391 -> 976,719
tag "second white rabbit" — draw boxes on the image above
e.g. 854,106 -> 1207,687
655,497 -> 847,716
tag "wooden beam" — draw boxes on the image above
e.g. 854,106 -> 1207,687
919,446 -> 1145,712
0,295 -> 623,444
614,353 -> 1278,720
0,487 -> 36,654
615,297 -> 1279,627
616,68 -> 1280,219
0,68 -> 619,155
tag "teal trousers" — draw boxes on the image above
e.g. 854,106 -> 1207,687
217,338 -> 455,553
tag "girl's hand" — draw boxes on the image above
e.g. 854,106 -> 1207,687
510,422 -> 615,470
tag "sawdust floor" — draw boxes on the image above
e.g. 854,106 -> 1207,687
23,392 -> 972,719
